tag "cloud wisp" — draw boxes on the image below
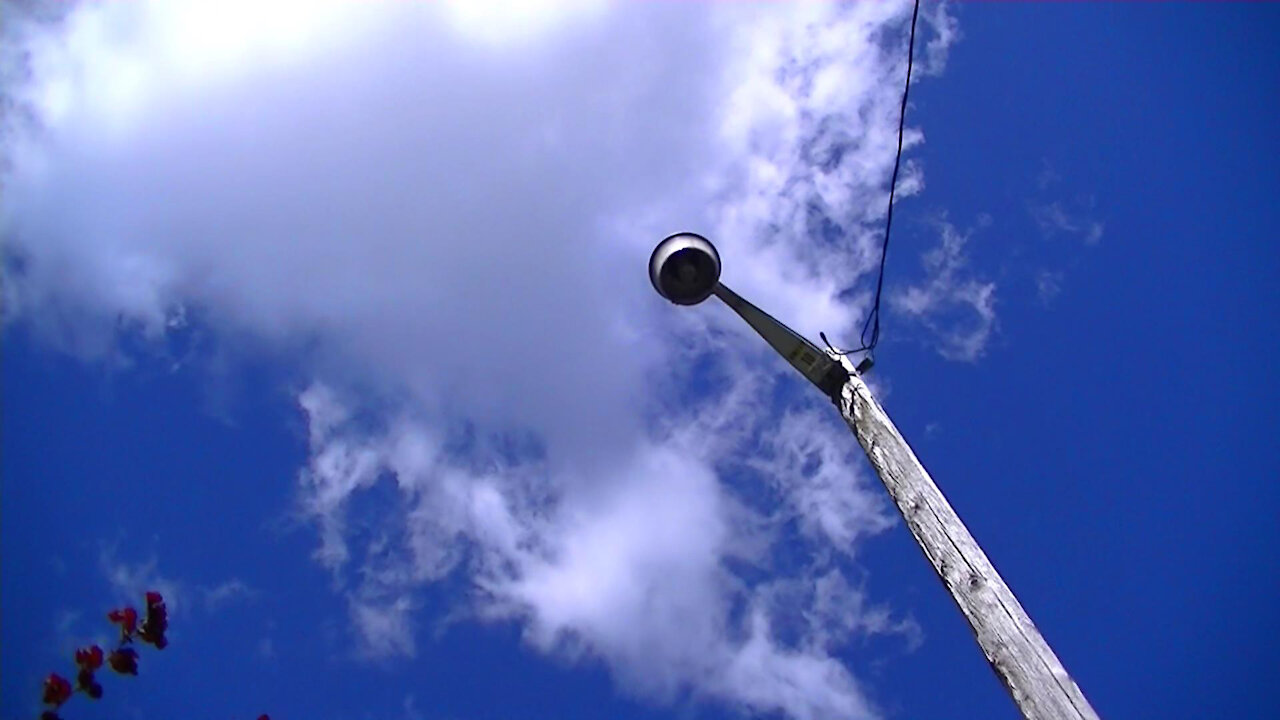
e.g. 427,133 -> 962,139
892,219 -> 998,362
3,2 -> 955,718
1024,162 -> 1105,304
1029,199 -> 1105,246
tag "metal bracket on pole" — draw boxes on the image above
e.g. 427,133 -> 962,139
855,355 -> 875,375
712,283 -> 850,400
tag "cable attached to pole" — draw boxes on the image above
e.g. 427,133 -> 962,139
825,0 -> 921,369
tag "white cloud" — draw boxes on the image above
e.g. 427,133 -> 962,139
892,219 -> 997,362
402,693 -> 425,720
1036,270 -> 1064,305
1025,168 -> 1102,302
919,1 -> 961,77
807,570 -> 923,652
749,409 -> 895,553
99,548 -> 185,615
4,1 -> 956,717
1029,200 -> 1104,245
1036,159 -> 1062,191
297,378 -> 917,719
351,593 -> 418,659
99,547 -> 256,617
258,636 -> 277,660
202,578 -> 256,610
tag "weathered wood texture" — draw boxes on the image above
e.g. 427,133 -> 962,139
832,355 -> 1099,720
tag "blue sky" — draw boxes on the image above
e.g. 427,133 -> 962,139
3,2 -> 1277,720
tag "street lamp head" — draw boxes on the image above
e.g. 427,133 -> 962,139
649,232 -> 721,305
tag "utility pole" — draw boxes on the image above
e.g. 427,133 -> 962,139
650,232 -> 1100,720
830,352 -> 1099,720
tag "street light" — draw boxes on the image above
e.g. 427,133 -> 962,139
648,231 -> 1101,720
649,231 -> 850,399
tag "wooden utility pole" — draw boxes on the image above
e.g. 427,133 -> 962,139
829,353 -> 1100,720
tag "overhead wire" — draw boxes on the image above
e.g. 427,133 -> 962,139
823,0 -> 921,364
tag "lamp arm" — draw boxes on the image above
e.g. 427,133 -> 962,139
712,283 -> 849,399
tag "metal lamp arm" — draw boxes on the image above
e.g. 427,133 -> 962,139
712,283 -> 849,399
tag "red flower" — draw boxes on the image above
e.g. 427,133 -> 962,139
145,590 -> 164,607
41,673 -> 72,706
107,607 -> 138,635
258,716 -> 271,720
107,647 -> 139,675
140,599 -> 169,649
74,644 -> 104,671
138,625 -> 168,649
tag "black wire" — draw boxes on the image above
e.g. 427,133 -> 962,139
828,0 -> 920,358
